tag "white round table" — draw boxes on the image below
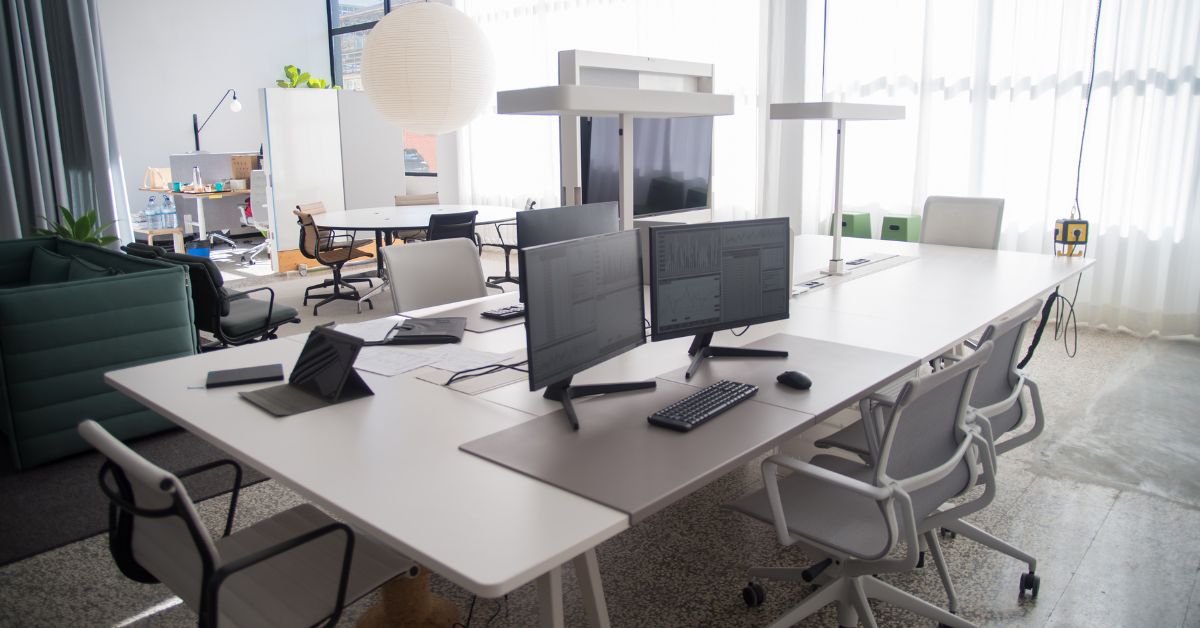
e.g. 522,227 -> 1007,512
313,204 -> 520,277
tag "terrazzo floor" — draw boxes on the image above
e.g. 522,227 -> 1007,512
1,258 -> 1197,627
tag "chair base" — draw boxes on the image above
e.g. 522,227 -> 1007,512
304,272 -> 375,316
746,571 -> 975,628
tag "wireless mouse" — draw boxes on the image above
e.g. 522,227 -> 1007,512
777,370 -> 813,390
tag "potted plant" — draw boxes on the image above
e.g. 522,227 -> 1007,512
34,206 -> 118,246
276,65 -> 341,90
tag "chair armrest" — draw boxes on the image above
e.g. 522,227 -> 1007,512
204,522 -> 355,628
761,454 -> 892,547
228,286 -> 276,331
176,459 -> 243,538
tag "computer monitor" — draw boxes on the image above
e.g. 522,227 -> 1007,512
521,230 -> 655,429
516,201 -> 620,302
648,217 -> 792,378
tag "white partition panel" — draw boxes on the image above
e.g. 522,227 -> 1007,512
339,90 -> 407,209
261,88 -> 345,264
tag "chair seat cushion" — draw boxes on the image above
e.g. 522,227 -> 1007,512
728,454 -> 969,560
220,296 -> 299,339
214,503 -> 412,628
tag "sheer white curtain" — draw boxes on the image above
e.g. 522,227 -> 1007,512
809,0 -> 1199,336
454,0 -> 762,220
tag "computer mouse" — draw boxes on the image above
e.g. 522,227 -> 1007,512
777,370 -> 812,390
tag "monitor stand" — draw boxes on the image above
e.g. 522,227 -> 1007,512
685,331 -> 788,379
543,377 -> 657,431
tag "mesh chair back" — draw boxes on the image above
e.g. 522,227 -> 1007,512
78,420 -> 217,609
970,299 -> 1041,436
380,238 -> 487,313
920,196 -> 1005,249
394,193 -> 439,206
878,342 -> 993,520
426,210 -> 478,241
294,209 -> 325,259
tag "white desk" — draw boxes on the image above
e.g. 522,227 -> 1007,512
105,234 -> 1092,626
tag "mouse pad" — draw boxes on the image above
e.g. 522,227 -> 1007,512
655,333 -> 918,420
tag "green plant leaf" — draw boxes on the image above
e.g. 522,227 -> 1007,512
276,79 -> 289,88
76,212 -> 95,239
58,206 -> 76,232
297,72 -> 311,86
285,65 -> 298,79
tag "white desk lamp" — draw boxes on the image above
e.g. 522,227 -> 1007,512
770,102 -> 904,275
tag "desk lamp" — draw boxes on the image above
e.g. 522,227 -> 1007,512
192,89 -> 241,152
770,102 -> 904,275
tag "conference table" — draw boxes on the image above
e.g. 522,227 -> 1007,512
104,234 -> 1092,627
313,204 -> 520,277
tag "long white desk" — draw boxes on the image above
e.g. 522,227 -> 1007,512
105,234 -> 1091,626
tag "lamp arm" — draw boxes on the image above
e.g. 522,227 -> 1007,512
197,89 -> 237,135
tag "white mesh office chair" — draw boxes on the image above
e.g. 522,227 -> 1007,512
78,419 -> 414,627
380,238 -> 489,314
816,298 -> 1047,598
728,343 -> 997,628
921,196 -> 1005,249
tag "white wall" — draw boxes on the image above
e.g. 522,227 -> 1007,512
98,0 -> 330,227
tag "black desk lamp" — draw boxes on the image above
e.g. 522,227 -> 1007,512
192,89 -> 241,152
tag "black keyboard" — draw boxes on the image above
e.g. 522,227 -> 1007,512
481,303 -> 525,320
648,380 -> 758,432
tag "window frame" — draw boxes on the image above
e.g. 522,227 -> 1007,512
327,0 -> 439,176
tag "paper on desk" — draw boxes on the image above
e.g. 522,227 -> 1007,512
354,345 -> 435,376
336,317 -> 405,343
419,345 -> 511,372
412,349 -> 528,395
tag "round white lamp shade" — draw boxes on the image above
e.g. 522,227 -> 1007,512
361,3 -> 495,135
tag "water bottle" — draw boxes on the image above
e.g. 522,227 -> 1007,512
145,195 -> 161,229
161,196 -> 177,229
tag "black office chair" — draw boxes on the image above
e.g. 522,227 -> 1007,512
124,243 -> 300,350
478,201 -> 532,288
426,210 -> 480,245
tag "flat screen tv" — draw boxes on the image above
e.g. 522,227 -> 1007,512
580,116 -> 713,218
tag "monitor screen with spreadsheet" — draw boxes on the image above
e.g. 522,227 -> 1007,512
649,217 -> 791,342
520,230 -> 646,391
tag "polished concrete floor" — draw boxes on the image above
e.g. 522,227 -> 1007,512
0,254 -> 1196,627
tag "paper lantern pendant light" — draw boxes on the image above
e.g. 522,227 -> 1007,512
361,3 -> 495,135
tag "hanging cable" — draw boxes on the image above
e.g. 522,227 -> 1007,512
1072,0 -> 1104,220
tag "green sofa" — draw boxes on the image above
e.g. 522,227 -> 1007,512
0,237 -> 197,469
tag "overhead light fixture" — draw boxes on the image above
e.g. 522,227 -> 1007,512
192,89 -> 241,152
361,3 -> 494,135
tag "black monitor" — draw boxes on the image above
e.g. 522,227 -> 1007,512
521,230 -> 655,429
648,217 -> 792,378
516,201 -> 620,302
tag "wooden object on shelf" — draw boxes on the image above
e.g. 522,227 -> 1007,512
132,226 -> 185,252
231,154 -> 260,180
142,167 -> 171,191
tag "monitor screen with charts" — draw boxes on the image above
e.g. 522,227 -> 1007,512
649,217 -> 791,342
521,230 -> 646,391
516,202 -> 620,302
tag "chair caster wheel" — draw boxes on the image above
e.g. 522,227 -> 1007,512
940,527 -> 957,539
742,581 -> 765,607
1019,571 -> 1040,598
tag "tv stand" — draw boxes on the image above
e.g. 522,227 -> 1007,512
543,377 -> 657,430
685,331 -> 788,379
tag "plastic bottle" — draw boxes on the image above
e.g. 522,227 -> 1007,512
145,195 -> 161,230
161,196 -> 177,229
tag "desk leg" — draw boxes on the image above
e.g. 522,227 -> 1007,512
374,229 -> 386,278
172,230 -> 184,251
536,567 -> 564,628
573,549 -> 611,628
196,197 -> 207,241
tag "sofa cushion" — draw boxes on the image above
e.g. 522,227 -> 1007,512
28,248 -> 71,285
67,257 -> 117,281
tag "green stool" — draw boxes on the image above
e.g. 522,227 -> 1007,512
830,211 -> 872,239
881,215 -> 921,242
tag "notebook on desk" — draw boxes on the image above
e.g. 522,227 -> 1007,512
377,317 -> 466,345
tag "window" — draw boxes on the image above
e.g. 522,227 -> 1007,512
328,0 -> 438,175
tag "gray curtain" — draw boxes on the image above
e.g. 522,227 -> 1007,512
0,0 -> 124,242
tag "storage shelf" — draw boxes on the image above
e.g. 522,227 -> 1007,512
498,85 -> 734,118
